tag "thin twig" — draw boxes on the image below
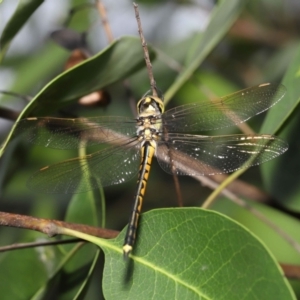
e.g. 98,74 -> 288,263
280,264 -> 300,280
133,3 -> 157,97
0,107 -> 19,121
0,238 -> 81,253
133,3 -> 184,206
0,211 -> 119,239
95,0 -> 114,43
172,172 -> 184,207
0,90 -> 31,103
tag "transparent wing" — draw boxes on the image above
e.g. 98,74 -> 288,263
156,134 -> 288,176
161,83 -> 286,132
15,116 -> 137,149
28,138 -> 141,194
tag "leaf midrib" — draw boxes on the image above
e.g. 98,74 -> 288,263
100,239 -> 210,299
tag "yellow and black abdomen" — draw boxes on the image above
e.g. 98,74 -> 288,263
123,141 -> 156,257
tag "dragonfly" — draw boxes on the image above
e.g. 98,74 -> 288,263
16,82 -> 288,257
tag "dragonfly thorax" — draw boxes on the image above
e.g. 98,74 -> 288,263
136,115 -> 161,148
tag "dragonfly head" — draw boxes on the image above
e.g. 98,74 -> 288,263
137,96 -> 164,116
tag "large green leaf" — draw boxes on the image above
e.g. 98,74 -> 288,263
164,0 -> 248,105
100,208 -> 294,300
19,36 -> 154,116
1,44 -> 69,101
0,0 -> 44,61
0,36 -> 155,157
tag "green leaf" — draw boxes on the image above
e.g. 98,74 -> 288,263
214,199 -> 300,264
261,42 -> 300,210
22,36 -> 155,116
260,43 -> 300,135
0,0 -> 44,61
31,243 -> 98,300
2,43 -> 69,99
65,191 -> 99,227
54,191 -> 103,298
27,188 -> 102,300
0,36 -> 155,157
100,208 -> 295,300
33,171 -> 105,298
164,0 -> 248,105
0,246 -> 60,300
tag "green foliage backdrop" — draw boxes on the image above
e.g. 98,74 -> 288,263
0,0 -> 299,299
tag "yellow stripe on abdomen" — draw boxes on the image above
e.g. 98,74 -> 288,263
123,142 -> 155,258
